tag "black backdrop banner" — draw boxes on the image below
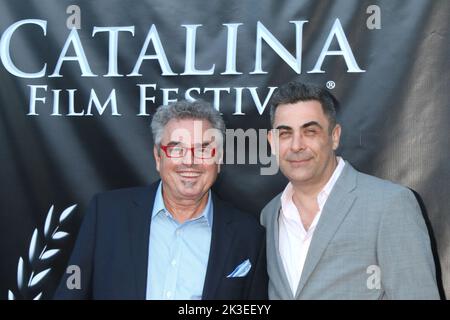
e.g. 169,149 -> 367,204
1,0 -> 448,299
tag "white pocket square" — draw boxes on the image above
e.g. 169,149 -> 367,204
227,259 -> 252,278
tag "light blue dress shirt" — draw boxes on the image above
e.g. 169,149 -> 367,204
146,182 -> 213,300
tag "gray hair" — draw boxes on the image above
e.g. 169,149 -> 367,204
151,99 -> 226,146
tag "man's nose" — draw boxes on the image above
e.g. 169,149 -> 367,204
290,132 -> 305,152
181,148 -> 194,165
181,148 -> 202,165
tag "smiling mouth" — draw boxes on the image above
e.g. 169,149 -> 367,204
288,158 -> 311,165
177,171 -> 202,178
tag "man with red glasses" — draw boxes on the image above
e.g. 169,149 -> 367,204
54,100 -> 268,300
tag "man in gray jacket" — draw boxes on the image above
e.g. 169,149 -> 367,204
261,81 -> 440,299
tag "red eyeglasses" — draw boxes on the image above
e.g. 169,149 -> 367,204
160,145 -> 216,159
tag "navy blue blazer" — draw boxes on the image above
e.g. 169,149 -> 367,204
54,181 -> 268,299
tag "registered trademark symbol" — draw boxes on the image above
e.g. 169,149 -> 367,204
326,81 -> 335,89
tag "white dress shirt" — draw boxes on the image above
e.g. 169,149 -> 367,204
278,157 -> 345,296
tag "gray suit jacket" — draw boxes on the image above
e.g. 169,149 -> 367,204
260,161 -> 440,299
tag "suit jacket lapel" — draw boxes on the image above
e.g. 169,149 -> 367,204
270,201 -> 295,299
295,162 -> 357,298
127,181 -> 159,299
202,195 -> 234,300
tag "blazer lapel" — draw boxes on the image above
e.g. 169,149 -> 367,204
127,181 -> 159,299
202,195 -> 234,299
270,201 -> 295,299
295,163 -> 358,298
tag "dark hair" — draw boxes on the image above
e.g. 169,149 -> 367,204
269,81 -> 339,132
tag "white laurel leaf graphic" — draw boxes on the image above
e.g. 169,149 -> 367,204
59,204 -> 77,224
40,249 -> 60,260
52,231 -> 69,240
33,292 -> 42,300
29,268 -> 51,288
28,229 -> 38,263
17,257 -> 24,290
44,205 -> 54,238
9,204 -> 77,299
8,290 -> 15,300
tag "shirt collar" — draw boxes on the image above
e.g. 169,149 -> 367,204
152,181 -> 213,227
317,156 -> 345,208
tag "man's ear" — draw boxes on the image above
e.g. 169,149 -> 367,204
331,124 -> 341,151
153,145 -> 161,172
